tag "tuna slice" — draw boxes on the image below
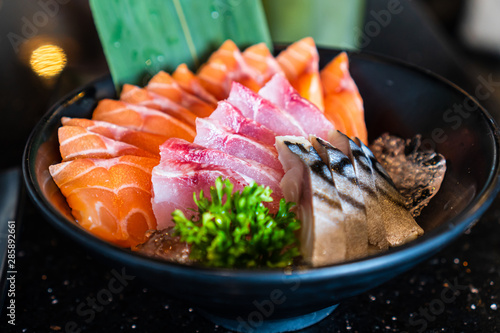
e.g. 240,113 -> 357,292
208,101 -> 277,145
151,161 -> 250,229
227,82 -> 307,137
259,74 -> 335,140
329,131 -> 388,250
194,118 -> 283,172
357,139 -> 424,246
310,136 -> 368,259
159,138 -> 283,211
276,135 -> 346,266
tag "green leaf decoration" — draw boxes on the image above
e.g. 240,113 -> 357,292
90,0 -> 272,90
172,177 -> 301,268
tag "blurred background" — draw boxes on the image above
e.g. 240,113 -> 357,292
1,0 -> 500,170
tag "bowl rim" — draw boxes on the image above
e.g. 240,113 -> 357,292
22,48 -> 500,282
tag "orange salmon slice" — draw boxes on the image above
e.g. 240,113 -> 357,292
61,117 -> 167,156
197,40 -> 261,99
92,99 -> 196,142
276,37 -> 324,110
121,84 -> 198,127
147,71 -> 214,118
172,64 -> 218,106
242,43 -> 284,87
49,155 -> 158,248
321,52 -> 367,144
58,126 -> 158,161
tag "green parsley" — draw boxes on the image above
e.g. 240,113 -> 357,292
172,177 -> 301,268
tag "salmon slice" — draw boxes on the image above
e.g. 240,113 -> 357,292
49,156 -> 158,248
147,71 -> 214,118
151,160 -> 250,229
259,74 -> 335,140
121,84 -> 197,127
61,117 -> 167,156
172,63 -> 218,106
321,52 -> 368,144
197,40 -> 260,99
58,126 -> 158,161
242,43 -> 284,87
276,37 -> 324,110
92,99 -> 196,141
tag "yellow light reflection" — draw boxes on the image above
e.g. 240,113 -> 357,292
29,44 -> 67,78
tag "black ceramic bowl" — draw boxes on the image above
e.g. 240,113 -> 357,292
23,49 -> 500,333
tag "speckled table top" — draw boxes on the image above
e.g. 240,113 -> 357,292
1,192 -> 499,333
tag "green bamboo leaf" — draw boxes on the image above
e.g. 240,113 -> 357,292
90,0 -> 272,90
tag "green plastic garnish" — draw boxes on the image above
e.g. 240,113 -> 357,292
172,177 -> 301,268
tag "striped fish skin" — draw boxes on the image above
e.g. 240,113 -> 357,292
357,139 -> 424,247
276,136 -> 346,267
330,131 -> 389,250
311,136 -> 368,259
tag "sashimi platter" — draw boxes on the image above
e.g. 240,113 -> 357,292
47,37 -> 448,269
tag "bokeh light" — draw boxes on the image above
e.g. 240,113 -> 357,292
29,44 -> 67,78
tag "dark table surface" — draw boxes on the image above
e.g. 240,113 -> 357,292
2,1 -> 500,332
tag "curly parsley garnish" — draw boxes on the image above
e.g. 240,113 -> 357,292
172,177 -> 301,268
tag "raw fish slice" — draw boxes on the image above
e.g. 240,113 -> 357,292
151,161 -> 251,229
276,136 -> 346,266
197,40 -> 260,99
321,52 -> 368,144
259,74 -> 335,139
310,136 -> 368,259
172,63 -> 218,105
160,138 -> 283,212
227,82 -> 307,137
92,99 -> 196,141
370,133 -> 447,216
147,71 -> 214,117
329,131 -> 388,250
208,101 -> 276,145
120,84 -> 198,127
58,126 -> 158,161
49,156 -> 158,248
161,138 -> 283,184
61,117 -> 167,156
194,118 -> 282,172
357,139 -> 424,246
276,37 -> 324,110
242,43 -> 284,86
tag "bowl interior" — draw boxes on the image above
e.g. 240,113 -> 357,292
23,49 -> 500,275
